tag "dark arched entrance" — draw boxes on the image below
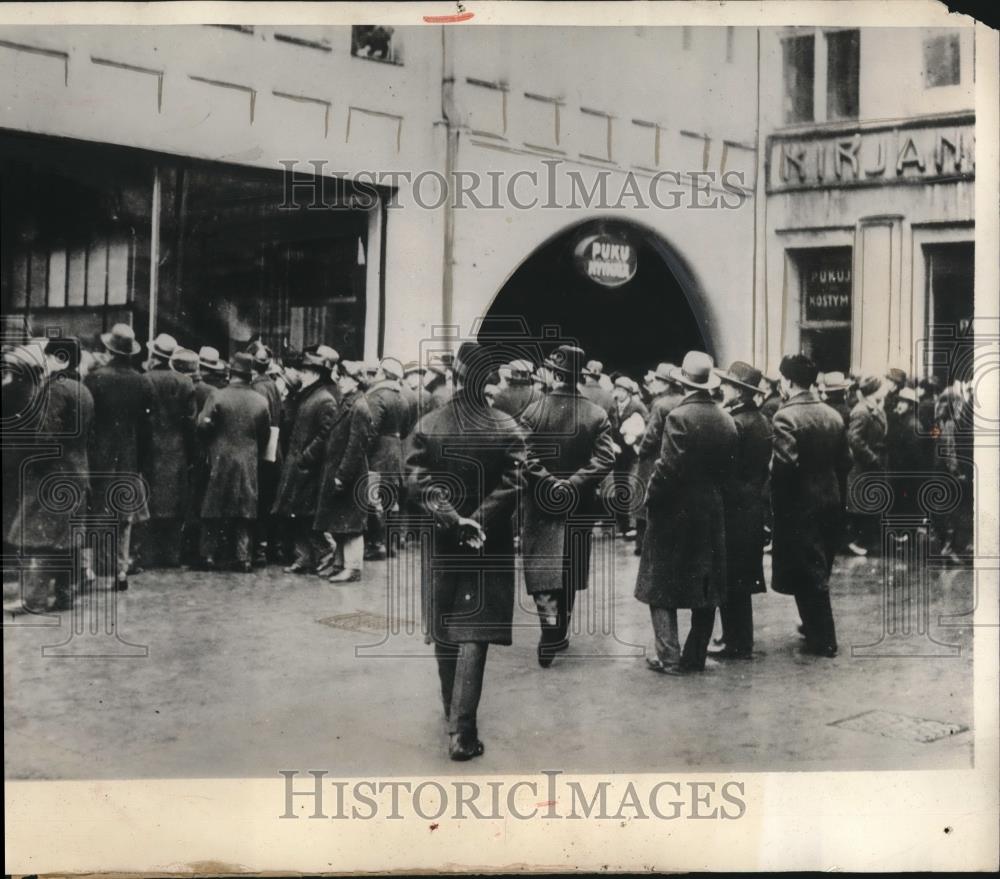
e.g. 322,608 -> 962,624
478,220 -> 710,378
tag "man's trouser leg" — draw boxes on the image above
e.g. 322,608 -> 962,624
116,519 -> 133,580
292,530 -> 323,570
533,591 -> 560,638
681,607 -> 717,670
719,592 -> 754,654
434,641 -> 459,717
339,533 -> 364,573
233,519 -> 252,565
255,463 -> 277,563
448,642 -> 489,740
649,606 -> 681,667
796,589 -> 837,653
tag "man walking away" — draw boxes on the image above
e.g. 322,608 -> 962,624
846,375 -> 887,556
365,357 -> 409,561
198,352 -> 271,572
635,351 -> 737,676
405,341 -> 526,760
770,354 -> 852,657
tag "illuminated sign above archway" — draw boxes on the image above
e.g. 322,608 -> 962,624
573,230 -> 638,288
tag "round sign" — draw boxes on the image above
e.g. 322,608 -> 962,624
573,232 -> 638,288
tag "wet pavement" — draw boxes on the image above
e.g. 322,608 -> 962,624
4,537 -> 974,778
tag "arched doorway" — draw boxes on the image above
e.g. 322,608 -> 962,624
478,219 -> 710,378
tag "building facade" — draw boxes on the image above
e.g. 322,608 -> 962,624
0,23 -> 977,381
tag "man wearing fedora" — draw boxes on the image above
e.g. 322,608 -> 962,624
404,341 -> 527,760
819,372 -> 854,429
85,323 -> 156,590
710,361 -> 772,660
579,359 -> 615,418
492,359 -> 539,420
272,350 -> 338,574
422,356 -> 452,413
770,354 -> 852,657
635,351 -> 737,675
197,351 -> 271,573
846,375 -> 887,557
248,344 -> 283,567
634,363 -> 684,556
608,375 -> 648,539
142,335 -> 197,568
363,357 -> 410,561
520,344 -> 616,667
313,361 -> 374,583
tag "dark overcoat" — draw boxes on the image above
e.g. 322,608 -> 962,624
398,384 -> 418,438
846,398 -> 887,515
146,365 -> 197,519
580,382 -> 615,418
520,387 -> 616,595
493,381 -> 541,420
886,409 -> 933,517
770,391 -> 853,595
85,359 -> 155,522
198,382 -> 271,519
760,392 -> 782,422
7,370 -> 94,551
635,389 -> 683,518
635,392 -> 737,610
251,373 -> 283,466
723,402 -> 772,595
313,388 -> 374,535
610,396 -> 648,472
405,391 -> 527,645
187,378 -> 220,525
272,381 -> 337,519
366,379 -> 409,480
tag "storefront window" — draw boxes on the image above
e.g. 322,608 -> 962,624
925,242 -> 974,384
795,247 -> 853,373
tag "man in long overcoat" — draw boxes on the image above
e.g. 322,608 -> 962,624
85,323 -> 155,590
249,344 -> 283,566
885,386 -> 932,520
492,359 -> 540,420
770,354 -> 852,657
710,361 -> 771,660
8,338 -> 94,611
846,375 -> 887,556
405,341 -> 527,761
198,352 -> 270,572
579,359 -> 615,418
313,361 -> 374,582
520,345 -> 616,667
273,351 -> 337,573
143,334 -> 197,567
634,363 -> 683,555
364,357 -> 410,560
635,351 -> 737,675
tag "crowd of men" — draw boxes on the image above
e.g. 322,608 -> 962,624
2,321 -> 976,760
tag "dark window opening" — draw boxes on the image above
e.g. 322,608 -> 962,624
782,34 -> 815,124
795,247 -> 853,374
351,25 -> 401,64
925,242 -> 974,385
826,29 -> 859,121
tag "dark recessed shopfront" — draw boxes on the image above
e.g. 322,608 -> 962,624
1,132 -> 383,358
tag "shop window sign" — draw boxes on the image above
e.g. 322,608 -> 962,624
802,250 -> 852,322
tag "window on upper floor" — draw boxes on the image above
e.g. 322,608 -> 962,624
782,34 -> 814,124
351,25 -> 402,64
924,31 -> 961,88
826,29 -> 859,120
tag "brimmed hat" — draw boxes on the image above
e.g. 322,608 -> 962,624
897,387 -> 919,404
886,368 -> 907,385
198,346 -> 226,373
652,362 -> 676,384
858,375 -> 882,397
779,354 -> 818,389
380,357 -> 403,380
582,359 -> 604,378
300,349 -> 330,375
715,360 -> 763,393
148,333 -> 178,361
316,345 -> 340,368
544,345 -> 585,378
613,375 -> 634,392
170,348 -> 200,375
101,323 -> 141,357
669,351 -> 721,391
819,371 -> 852,392
403,360 -> 425,376
229,352 -> 254,379
340,360 -> 365,380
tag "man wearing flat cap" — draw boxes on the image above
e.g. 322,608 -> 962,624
85,323 -> 156,590
634,363 -> 683,556
198,351 -> 271,572
770,353 -> 851,657
405,341 -> 527,760
635,351 -> 737,675
846,374 -> 887,556
143,334 -> 197,568
710,361 -> 772,660
364,357 -> 410,560
520,344 -> 616,667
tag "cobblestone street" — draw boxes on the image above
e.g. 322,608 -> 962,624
4,537 -> 974,778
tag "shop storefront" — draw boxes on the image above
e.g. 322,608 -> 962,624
1,130 -> 384,360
